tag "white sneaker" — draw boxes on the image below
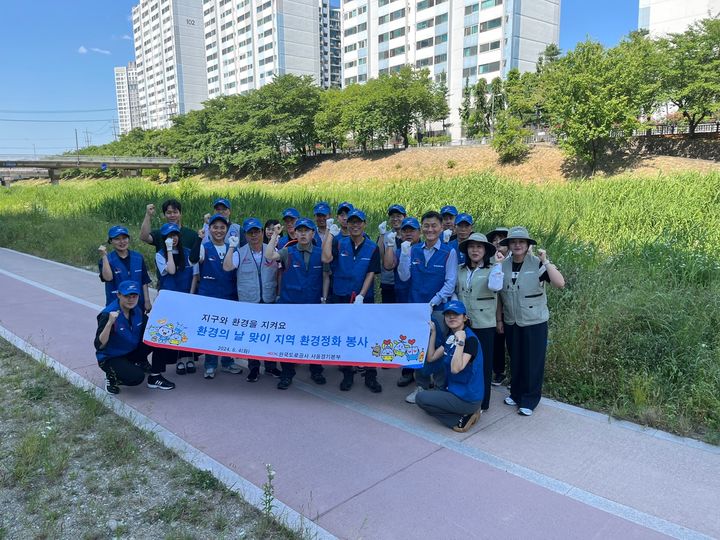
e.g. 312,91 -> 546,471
504,396 -> 517,406
204,367 -> 216,379
221,363 -> 243,374
405,386 -> 424,404
518,407 -> 533,416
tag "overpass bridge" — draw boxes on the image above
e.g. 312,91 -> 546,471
0,154 -> 184,184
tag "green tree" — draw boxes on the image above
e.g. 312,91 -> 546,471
536,43 -> 561,73
658,18 -> 720,135
491,110 -> 531,163
543,40 -> 642,172
315,88 -> 347,153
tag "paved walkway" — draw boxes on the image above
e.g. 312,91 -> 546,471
0,247 -> 718,540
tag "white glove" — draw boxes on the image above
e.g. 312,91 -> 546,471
384,231 -> 397,247
428,302 -> 435,315
164,238 -> 174,250
400,241 -> 411,256
326,218 -> 334,228
329,224 -> 341,237
354,294 -> 364,304
442,229 -> 452,243
228,236 -> 240,249
378,221 -> 387,235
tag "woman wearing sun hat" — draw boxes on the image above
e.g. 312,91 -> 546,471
456,232 -> 504,412
415,300 -> 484,433
486,227 -> 510,386
498,226 -> 564,416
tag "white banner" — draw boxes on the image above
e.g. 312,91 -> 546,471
143,290 -> 429,368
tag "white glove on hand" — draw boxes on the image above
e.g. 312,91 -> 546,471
384,231 -> 397,247
326,218 -> 334,229
164,238 -> 174,250
428,302 -> 435,315
354,294 -> 364,304
442,229 -> 452,243
228,236 -> 240,249
329,224 -> 341,237
378,221 -> 387,235
400,241 -> 412,256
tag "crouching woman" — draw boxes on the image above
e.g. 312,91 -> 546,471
415,300 -> 484,433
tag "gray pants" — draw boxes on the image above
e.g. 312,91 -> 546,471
415,389 -> 481,428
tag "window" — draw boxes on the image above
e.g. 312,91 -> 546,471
417,37 -> 433,49
479,17 -> 502,32
435,13 -> 448,24
478,39 -> 501,53
416,57 -> 433,68
417,18 -> 433,30
481,0 -> 502,8
435,33 -> 447,44
464,45 -> 478,57
477,60 -> 500,73
434,53 -> 447,63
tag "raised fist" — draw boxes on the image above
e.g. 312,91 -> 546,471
145,203 -> 155,217
442,229 -> 452,243
329,224 -> 341,237
98,245 -> 107,256
108,310 -> 120,322
228,236 -> 240,249
400,241 -> 411,256
164,238 -> 174,251
378,221 -> 387,235
384,231 -> 397,247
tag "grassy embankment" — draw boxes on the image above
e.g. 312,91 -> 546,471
0,171 -> 719,443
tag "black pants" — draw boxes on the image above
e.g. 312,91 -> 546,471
471,327 -> 495,411
330,292 -> 375,379
280,362 -> 323,379
248,359 -> 279,371
151,347 -> 192,372
493,327 -> 507,377
505,322 -> 548,411
380,283 -> 396,304
100,343 -> 158,386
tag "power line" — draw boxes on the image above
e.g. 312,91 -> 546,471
0,118 -> 115,123
0,108 -> 116,114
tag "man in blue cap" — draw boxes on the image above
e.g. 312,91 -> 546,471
201,197 -> 246,246
322,208 -> 382,392
277,207 -> 301,249
266,217 -> 328,389
440,205 -> 458,242
95,280 -> 175,394
336,201 -> 354,237
141,198 -> 199,253
313,201 -> 332,244
99,225 -> 152,312
447,213 -> 474,265
223,217 -> 282,382
190,213 -> 244,378
377,204 -> 407,304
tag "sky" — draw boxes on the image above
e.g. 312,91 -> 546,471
0,0 -> 639,154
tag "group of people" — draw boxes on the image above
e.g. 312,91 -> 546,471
95,196 -> 564,433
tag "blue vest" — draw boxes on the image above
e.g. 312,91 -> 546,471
445,327 -> 484,402
158,248 -> 194,293
393,246 -> 411,303
408,242 -> 452,303
279,245 -> 324,304
101,250 -> 146,307
197,242 -> 237,300
96,300 -> 144,362
331,236 -> 377,301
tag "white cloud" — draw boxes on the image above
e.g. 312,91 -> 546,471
78,45 -> 88,54
90,47 -> 111,55
121,34 -> 132,41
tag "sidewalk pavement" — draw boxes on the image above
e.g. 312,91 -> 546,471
0,247 -> 718,540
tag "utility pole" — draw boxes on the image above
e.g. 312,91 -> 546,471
84,129 -> 91,148
75,128 -> 80,166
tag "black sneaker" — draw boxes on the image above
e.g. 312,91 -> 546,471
310,372 -> 327,385
135,360 -> 152,373
365,375 -> 382,393
396,373 -> 414,387
491,373 -> 506,386
246,367 -> 260,383
340,372 -> 354,391
265,367 -> 282,378
147,374 -> 176,390
277,378 -> 292,390
453,411 -> 481,433
105,378 -> 120,395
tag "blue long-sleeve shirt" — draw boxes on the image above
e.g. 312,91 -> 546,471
398,239 -> 458,307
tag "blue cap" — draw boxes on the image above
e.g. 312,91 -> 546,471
294,217 -> 317,231
401,217 -> 420,230
282,207 -> 300,219
160,223 -> 181,237
387,204 -> 407,216
347,209 -> 366,222
117,280 -> 140,296
242,217 -> 262,232
455,213 -> 474,225
442,300 -> 467,315
440,205 -> 458,216
107,225 -> 130,241
208,213 -> 229,226
337,201 -> 354,214
212,197 -> 231,210
313,201 -> 331,216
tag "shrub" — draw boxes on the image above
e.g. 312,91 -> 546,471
491,111 -> 531,164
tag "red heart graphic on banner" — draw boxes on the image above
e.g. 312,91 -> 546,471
399,334 -> 407,340
408,339 -> 416,345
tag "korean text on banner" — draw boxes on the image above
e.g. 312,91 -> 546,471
143,290 -> 429,368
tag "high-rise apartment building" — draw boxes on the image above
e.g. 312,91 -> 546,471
639,0 -> 720,36
320,1 -> 343,88
340,0 -> 560,140
202,0 -> 322,98
132,0 -> 208,130
114,62 -> 142,135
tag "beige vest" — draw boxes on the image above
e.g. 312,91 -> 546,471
499,253 -> 549,327
456,265 -> 497,329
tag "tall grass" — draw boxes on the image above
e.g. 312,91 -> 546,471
1,172 -> 719,441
